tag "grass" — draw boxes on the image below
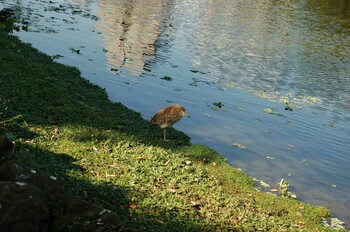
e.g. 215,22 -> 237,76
0,27 -> 338,231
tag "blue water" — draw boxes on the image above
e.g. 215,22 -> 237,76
1,0 -> 350,226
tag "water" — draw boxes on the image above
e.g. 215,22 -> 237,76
1,0 -> 350,226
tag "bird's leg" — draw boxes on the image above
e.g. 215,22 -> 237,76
163,129 -> 166,141
163,129 -> 168,141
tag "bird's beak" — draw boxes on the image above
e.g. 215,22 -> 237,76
182,111 -> 190,118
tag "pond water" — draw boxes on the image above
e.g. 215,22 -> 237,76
1,0 -> 350,226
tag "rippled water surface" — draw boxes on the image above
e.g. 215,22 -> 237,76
1,0 -> 350,226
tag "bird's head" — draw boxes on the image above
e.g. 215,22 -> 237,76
181,109 -> 190,118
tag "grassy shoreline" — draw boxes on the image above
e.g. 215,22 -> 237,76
0,27 -> 338,231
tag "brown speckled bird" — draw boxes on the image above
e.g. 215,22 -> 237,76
150,104 -> 190,141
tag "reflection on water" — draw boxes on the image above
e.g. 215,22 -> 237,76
94,0 -> 168,76
1,0 -> 350,226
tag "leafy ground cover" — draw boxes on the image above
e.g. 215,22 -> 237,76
0,27 -> 338,231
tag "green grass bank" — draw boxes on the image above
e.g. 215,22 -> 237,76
0,27 -> 338,231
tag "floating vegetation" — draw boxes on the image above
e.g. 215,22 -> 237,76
284,105 -> 293,111
48,5 -> 66,13
259,180 -> 270,188
51,54 -> 64,60
328,122 -> 336,128
44,2 -> 99,23
87,14 -> 99,21
223,82 -> 320,111
323,218 -> 346,230
72,9 -> 82,15
70,47 -> 81,54
218,86 -> 227,91
62,18 -> 76,25
280,98 -> 290,105
299,95 -> 320,103
235,106 -> 245,111
263,108 -> 273,114
225,82 -> 238,88
286,121 -> 294,126
190,69 -> 207,74
212,101 -> 224,108
232,143 -> 247,149
189,80 -> 198,86
160,76 -> 173,81
189,78 -> 214,87
263,108 -> 283,116
210,102 -> 225,111
255,90 -> 268,99
300,159 -> 310,166
254,90 -> 319,107
143,67 -> 151,72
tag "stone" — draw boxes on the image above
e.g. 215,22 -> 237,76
0,160 -> 121,231
0,135 -> 13,158
0,181 -> 50,232
62,196 -> 121,232
0,160 -> 33,181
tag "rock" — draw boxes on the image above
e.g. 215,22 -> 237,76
62,196 -> 121,232
0,160 -> 33,181
0,160 -> 121,231
0,135 -> 13,158
0,181 -> 50,232
0,160 -> 65,202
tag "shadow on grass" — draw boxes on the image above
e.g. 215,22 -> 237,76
1,123 -> 216,231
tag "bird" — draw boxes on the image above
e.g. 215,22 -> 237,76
149,104 -> 190,141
